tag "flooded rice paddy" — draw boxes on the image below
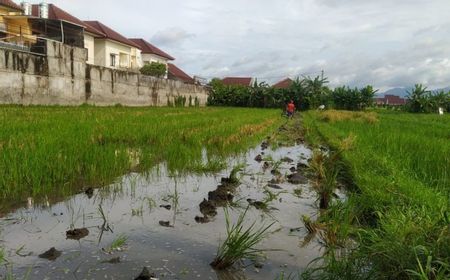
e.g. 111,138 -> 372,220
0,142 -> 326,279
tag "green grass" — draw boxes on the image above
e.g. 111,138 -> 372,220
0,106 -> 282,212
108,234 -> 128,251
211,207 -> 274,269
302,110 -> 450,279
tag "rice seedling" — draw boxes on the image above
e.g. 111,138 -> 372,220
210,207 -> 275,269
301,110 -> 450,279
0,106 -> 282,212
107,234 -> 128,252
308,150 -> 342,209
0,247 -> 5,264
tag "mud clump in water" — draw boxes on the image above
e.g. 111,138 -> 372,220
66,228 -> 89,240
208,185 -> 234,206
135,267 -> 156,280
84,187 -> 94,198
254,154 -> 263,162
102,257 -> 121,264
288,173 -> 308,184
281,157 -> 294,163
38,247 -> 61,261
199,199 -> 217,216
197,173 -> 241,223
261,141 -> 269,150
159,221 -> 172,227
194,215 -> 210,224
159,204 -> 171,210
267,184 -> 282,190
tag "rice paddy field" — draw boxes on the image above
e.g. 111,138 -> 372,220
0,106 -> 282,213
1,106 -> 449,280
302,110 -> 450,279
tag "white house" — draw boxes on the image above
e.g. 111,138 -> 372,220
128,38 -> 174,67
84,21 -> 142,69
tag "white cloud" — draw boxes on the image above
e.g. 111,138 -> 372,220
151,27 -> 195,47
49,0 -> 450,89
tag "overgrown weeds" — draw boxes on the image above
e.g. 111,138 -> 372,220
211,207 -> 274,270
301,110 -> 450,279
308,149 -> 343,209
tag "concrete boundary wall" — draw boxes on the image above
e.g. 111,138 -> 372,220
0,41 -> 209,106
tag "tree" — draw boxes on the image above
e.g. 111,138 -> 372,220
140,62 -> 167,78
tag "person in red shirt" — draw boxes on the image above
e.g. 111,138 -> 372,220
286,100 -> 296,118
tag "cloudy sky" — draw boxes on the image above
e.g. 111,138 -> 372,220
50,0 -> 450,90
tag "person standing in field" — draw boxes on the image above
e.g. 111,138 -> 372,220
286,100 -> 296,118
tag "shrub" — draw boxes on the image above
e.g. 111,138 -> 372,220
140,62 -> 166,78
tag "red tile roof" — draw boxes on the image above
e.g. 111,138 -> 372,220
31,4 -> 105,37
375,95 -> 406,106
129,38 -> 174,60
222,77 -> 253,86
83,21 -> 141,49
0,0 -> 23,11
168,63 -> 195,84
273,78 -> 293,89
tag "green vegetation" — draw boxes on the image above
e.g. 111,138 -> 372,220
208,76 -> 375,110
108,234 -> 128,251
0,247 -> 5,264
0,106 -> 282,212
211,207 -> 274,269
139,62 -> 167,77
405,84 -> 450,113
302,110 -> 450,279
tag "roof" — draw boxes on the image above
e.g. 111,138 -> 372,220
129,38 -> 174,60
168,63 -> 195,84
0,0 -> 23,11
31,4 -> 105,37
83,21 -> 141,49
222,77 -> 253,87
375,95 -> 406,105
273,78 -> 293,89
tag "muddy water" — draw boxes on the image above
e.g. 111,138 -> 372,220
0,143 -> 323,279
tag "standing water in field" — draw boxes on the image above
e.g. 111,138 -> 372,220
0,142 -> 324,279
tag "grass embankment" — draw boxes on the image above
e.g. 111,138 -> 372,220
0,106 -> 282,212
302,110 -> 450,279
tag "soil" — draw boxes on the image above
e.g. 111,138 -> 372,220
134,267 -> 156,280
288,173 -> 309,184
66,228 -> 89,240
38,247 -> 61,261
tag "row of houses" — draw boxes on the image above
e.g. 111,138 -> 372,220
0,0 -> 195,84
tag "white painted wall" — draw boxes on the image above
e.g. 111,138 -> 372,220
93,40 -> 106,67
92,39 -> 141,70
84,33 -> 95,64
141,53 -> 169,65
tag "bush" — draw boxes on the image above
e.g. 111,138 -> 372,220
140,62 -> 166,78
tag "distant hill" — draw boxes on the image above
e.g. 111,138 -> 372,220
379,86 -> 450,97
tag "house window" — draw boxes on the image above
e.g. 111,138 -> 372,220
110,54 -> 116,67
